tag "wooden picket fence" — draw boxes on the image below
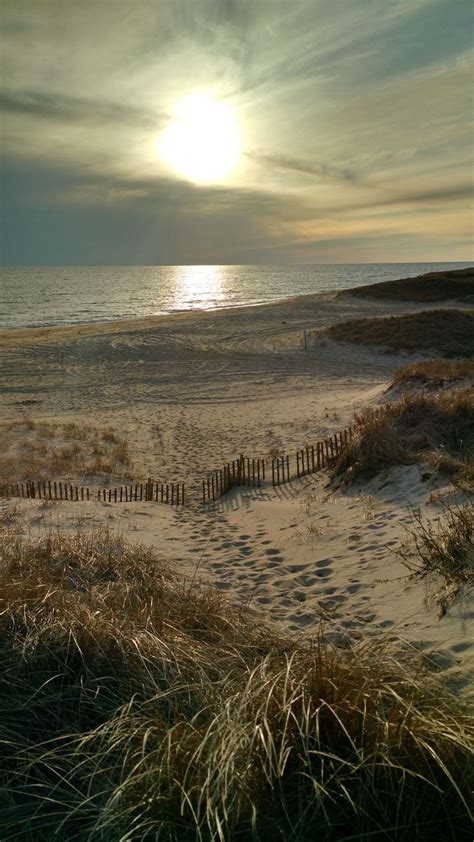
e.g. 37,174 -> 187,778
0,422 -> 360,507
0,478 -> 185,506
202,456 -> 265,503
295,429 -> 353,478
271,455 -> 291,486
201,425 -> 355,502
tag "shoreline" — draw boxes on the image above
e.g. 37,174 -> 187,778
2,264 -> 471,336
0,292 -> 320,340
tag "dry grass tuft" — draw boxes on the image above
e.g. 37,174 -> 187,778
0,529 -> 472,841
332,389 -> 474,487
0,503 -> 23,528
391,359 -> 474,390
325,309 -> 474,357
0,419 -> 133,485
399,503 -> 473,615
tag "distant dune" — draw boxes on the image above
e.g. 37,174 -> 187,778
341,266 -> 474,302
323,308 -> 474,357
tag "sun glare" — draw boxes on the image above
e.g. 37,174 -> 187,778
159,94 -> 240,184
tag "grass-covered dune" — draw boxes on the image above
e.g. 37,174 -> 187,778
324,309 -> 474,357
341,267 -> 474,302
0,528 -> 472,841
391,359 -> 474,390
332,387 -> 473,487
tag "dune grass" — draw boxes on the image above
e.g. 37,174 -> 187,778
342,267 -> 474,302
0,419 -> 133,486
0,528 -> 472,841
399,503 -> 473,615
332,388 -> 473,488
324,309 -> 474,357
391,359 -> 474,389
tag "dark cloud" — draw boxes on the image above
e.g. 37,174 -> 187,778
0,88 -> 162,129
0,157 -> 308,264
249,151 -> 356,183
371,183 -> 473,207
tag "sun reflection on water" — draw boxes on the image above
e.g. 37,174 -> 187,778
171,265 -> 225,311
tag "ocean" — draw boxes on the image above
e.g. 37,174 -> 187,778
0,262 -> 470,331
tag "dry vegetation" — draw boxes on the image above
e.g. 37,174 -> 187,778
0,419 -> 133,485
324,309 -> 474,357
332,388 -> 474,488
341,266 -> 474,302
400,503 -> 473,615
391,359 -> 474,389
0,528 -> 472,841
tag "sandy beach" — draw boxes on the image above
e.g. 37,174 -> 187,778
1,287 -> 473,698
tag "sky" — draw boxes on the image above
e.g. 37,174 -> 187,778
1,0 -> 473,265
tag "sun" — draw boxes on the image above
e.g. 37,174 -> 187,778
159,93 -> 240,184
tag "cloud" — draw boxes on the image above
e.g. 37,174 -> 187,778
248,151 -> 356,183
0,0 -> 472,263
0,88 -> 162,129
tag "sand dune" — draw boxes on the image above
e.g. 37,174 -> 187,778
342,265 -> 474,301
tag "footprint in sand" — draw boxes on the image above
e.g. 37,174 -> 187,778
450,641 -> 473,653
347,583 -> 363,594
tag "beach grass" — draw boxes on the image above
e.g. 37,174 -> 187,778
0,528 -> 472,841
0,419 -> 133,485
399,502 -> 473,614
332,388 -> 473,487
391,359 -> 474,389
324,309 -> 474,357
